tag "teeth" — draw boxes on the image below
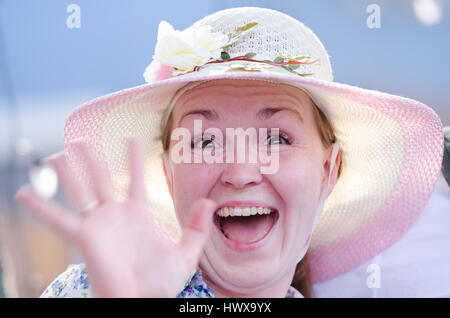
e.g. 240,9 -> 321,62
216,206 -> 274,217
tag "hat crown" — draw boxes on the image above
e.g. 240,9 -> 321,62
191,7 -> 333,81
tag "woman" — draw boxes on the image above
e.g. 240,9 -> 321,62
15,7 -> 443,298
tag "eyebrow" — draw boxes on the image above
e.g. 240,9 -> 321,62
178,109 -> 220,126
178,106 -> 303,125
256,107 -> 304,123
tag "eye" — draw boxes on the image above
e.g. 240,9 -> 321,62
266,132 -> 291,145
191,134 -> 217,149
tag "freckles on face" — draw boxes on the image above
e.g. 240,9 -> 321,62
166,79 -> 327,289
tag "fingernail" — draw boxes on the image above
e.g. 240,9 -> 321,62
14,185 -> 32,201
42,151 -> 65,165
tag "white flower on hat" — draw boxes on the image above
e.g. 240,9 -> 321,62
143,21 -> 229,82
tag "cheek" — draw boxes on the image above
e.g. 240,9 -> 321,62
275,151 -> 323,213
272,151 -> 324,253
171,162 -> 220,223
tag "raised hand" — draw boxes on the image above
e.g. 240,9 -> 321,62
15,138 -> 217,297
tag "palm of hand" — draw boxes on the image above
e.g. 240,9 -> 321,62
15,138 -> 217,297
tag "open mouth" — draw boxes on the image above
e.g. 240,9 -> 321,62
213,206 -> 279,246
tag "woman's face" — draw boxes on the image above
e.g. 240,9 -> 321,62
166,79 -> 336,294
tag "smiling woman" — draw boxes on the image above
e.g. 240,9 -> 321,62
160,79 -> 341,298
14,7 -> 442,298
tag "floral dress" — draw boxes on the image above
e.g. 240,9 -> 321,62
40,263 -> 304,298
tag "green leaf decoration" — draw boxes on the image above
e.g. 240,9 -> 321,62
273,56 -> 284,63
287,64 -> 300,70
294,56 -> 311,60
281,65 -> 314,77
281,65 -> 294,73
243,52 -> 256,59
221,51 -> 230,60
262,60 -> 272,63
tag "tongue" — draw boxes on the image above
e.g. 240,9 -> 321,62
220,214 -> 274,243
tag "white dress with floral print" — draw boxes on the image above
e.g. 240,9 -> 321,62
40,263 -> 304,298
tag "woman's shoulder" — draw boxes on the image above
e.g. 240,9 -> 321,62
41,266 -> 302,298
177,270 -> 215,298
40,264 -> 201,298
40,263 -> 91,298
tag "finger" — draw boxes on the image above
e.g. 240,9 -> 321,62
45,152 -> 98,214
127,137 -> 147,200
72,140 -> 114,204
15,185 -> 80,241
177,199 -> 217,269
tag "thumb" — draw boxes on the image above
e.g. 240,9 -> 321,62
177,199 -> 217,270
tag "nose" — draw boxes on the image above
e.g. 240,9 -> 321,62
220,162 -> 263,189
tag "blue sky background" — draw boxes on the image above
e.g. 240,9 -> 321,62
1,0 -> 449,165
1,0 -> 449,298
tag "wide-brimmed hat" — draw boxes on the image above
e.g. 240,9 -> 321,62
63,7 -> 444,283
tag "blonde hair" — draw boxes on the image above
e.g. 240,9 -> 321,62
160,90 -> 341,298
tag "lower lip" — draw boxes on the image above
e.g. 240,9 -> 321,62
214,210 -> 279,252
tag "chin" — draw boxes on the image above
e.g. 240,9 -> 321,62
200,256 -> 284,292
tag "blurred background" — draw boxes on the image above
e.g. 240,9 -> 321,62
0,0 -> 449,297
